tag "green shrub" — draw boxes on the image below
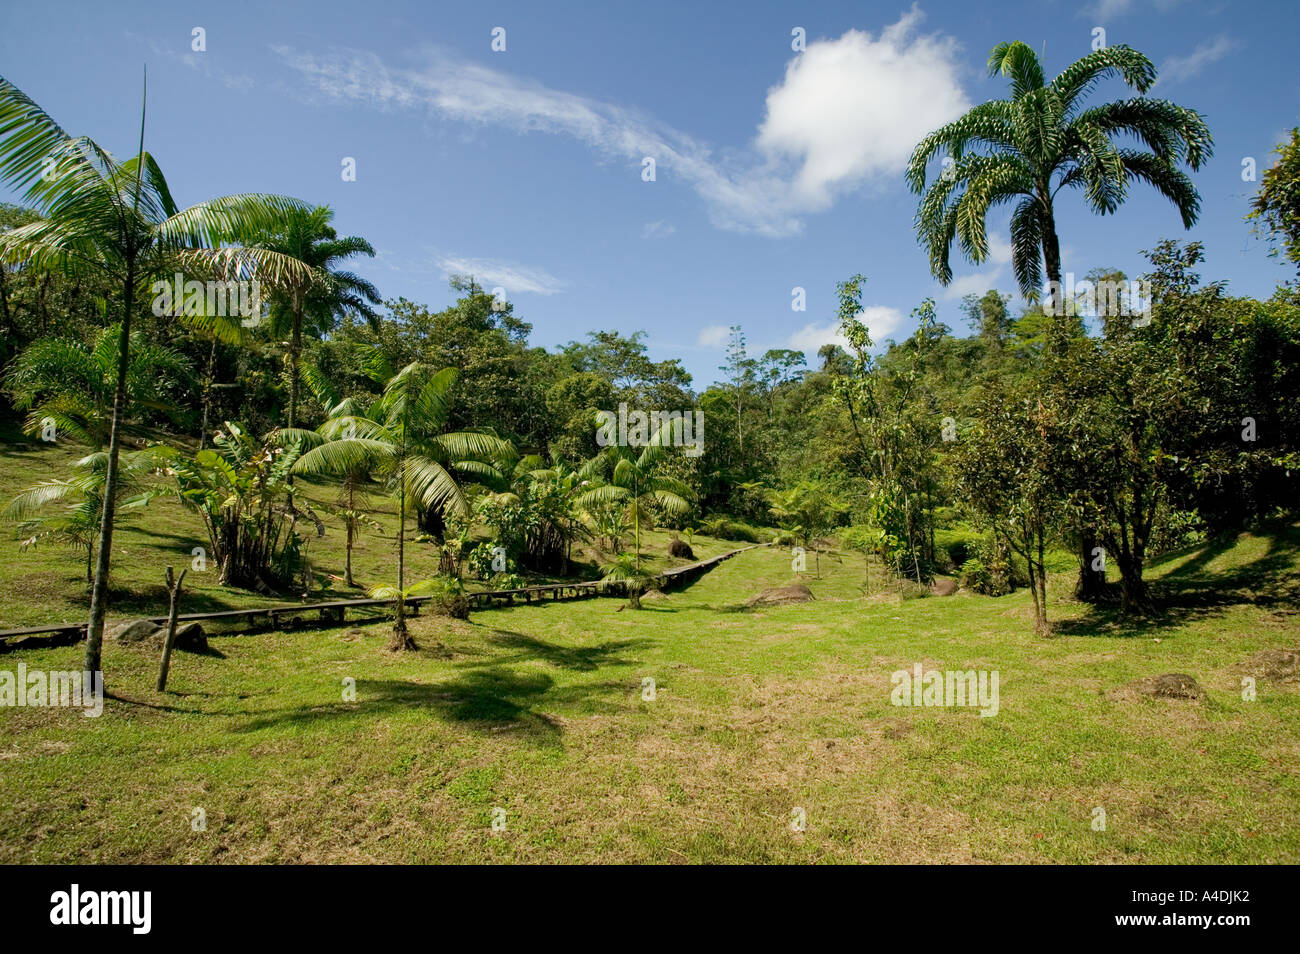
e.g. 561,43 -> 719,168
698,516 -> 764,543
422,577 -> 471,619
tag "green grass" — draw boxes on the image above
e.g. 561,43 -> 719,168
1,439 -> 1298,863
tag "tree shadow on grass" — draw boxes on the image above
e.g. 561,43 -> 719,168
232,666 -> 626,747
469,629 -> 648,672
67,584 -> 250,618
1054,524 -> 1300,638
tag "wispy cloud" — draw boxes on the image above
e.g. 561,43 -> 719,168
129,31 -> 254,91
642,221 -> 676,240
1155,35 -> 1242,87
272,7 -> 968,237
696,325 -> 731,348
1081,0 -> 1186,20
435,255 -> 566,296
788,306 -> 902,354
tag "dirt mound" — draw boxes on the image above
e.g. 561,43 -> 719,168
668,539 -> 694,559
746,584 -> 815,607
641,588 -> 670,602
929,578 -> 958,596
1109,672 -> 1203,703
1150,673 -> 1202,699
1246,647 -> 1300,684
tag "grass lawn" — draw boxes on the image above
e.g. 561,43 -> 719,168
1,440 -> 1298,863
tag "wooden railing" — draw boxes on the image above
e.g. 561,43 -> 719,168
0,543 -> 768,651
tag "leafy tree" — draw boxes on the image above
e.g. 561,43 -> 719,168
170,422 -> 311,590
954,384 -> 1057,632
831,276 -> 941,580
575,417 -> 693,569
1248,127 -> 1300,273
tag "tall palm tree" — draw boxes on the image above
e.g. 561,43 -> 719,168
291,362 -> 510,649
908,42 -> 1211,313
575,420 -> 693,569
907,41 -> 1212,599
0,73 -> 313,675
253,205 -> 381,430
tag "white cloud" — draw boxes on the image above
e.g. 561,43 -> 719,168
642,221 -> 676,240
697,325 -> 731,348
435,256 -> 566,296
1155,35 -> 1242,87
272,8 -> 968,237
788,306 -> 902,354
755,10 -> 969,210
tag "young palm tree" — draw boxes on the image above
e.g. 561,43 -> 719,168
0,73 -> 313,675
3,445 -> 175,585
575,419 -> 693,569
282,360 -> 386,587
252,205 -> 381,430
291,362 -> 511,650
5,322 -> 192,448
600,552 -> 658,610
906,41 -> 1212,599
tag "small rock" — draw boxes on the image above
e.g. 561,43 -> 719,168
109,619 -> 163,644
668,539 -> 694,559
171,622 -> 208,653
929,578 -> 958,597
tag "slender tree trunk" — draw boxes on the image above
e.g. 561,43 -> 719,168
288,294 -> 302,430
1075,528 -> 1108,602
199,338 -> 216,449
390,456 -> 416,650
155,565 -> 187,692
345,480 -> 356,587
83,257 -> 136,677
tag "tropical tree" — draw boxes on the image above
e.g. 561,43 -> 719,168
170,422 -> 312,590
290,360 -> 386,587
575,419 -> 693,569
954,383 -> 1059,633
4,321 -> 191,447
252,205 -> 380,430
3,445 -> 174,584
0,74 -> 313,675
1248,126 -> 1300,273
600,552 -> 658,610
906,40 -> 1212,598
291,362 -> 510,650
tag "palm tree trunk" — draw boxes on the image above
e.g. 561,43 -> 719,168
288,294 -> 303,430
84,258 -> 136,676
390,456 -> 415,651
345,481 -> 356,587
199,338 -> 216,449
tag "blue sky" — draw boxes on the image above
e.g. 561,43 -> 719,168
2,0 -> 1296,387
